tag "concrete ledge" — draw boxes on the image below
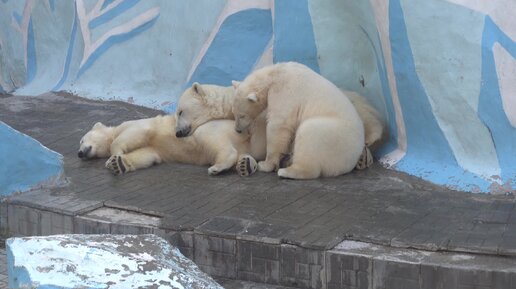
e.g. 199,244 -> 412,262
3,200 -> 516,289
7,234 -> 223,289
327,240 -> 516,289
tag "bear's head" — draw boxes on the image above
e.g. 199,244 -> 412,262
175,82 -> 216,138
232,80 -> 267,134
78,122 -> 112,159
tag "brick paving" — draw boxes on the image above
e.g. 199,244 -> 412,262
1,92 -> 516,255
0,246 -> 7,289
3,92 -> 516,288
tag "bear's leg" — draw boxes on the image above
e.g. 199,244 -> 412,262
208,146 -> 238,175
106,147 -> 161,175
110,127 -> 151,155
278,165 -> 319,179
283,118 -> 362,179
259,123 -> 293,172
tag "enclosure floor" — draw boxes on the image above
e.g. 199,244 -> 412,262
1,92 -> 516,255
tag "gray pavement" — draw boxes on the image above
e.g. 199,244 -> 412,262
2,92 -> 516,288
1,92 -> 515,255
0,246 -> 7,289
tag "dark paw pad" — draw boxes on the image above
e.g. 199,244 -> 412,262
107,155 -> 127,175
236,155 -> 258,177
355,147 -> 373,170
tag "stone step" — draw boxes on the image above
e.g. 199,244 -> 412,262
4,202 -> 516,289
327,240 -> 516,289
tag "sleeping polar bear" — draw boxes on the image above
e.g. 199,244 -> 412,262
77,116 -> 258,176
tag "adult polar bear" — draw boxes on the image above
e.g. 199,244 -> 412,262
77,116 -> 258,176
232,62 -> 364,179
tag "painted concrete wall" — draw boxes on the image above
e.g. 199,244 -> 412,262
0,0 -> 514,193
0,122 -> 63,197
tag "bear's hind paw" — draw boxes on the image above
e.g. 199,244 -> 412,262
236,154 -> 258,177
355,147 -> 373,170
105,155 -> 128,175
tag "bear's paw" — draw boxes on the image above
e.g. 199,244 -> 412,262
355,147 -> 373,170
236,154 -> 258,177
105,155 -> 128,175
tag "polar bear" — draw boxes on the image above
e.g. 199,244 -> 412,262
232,62 -> 365,179
78,116 -> 258,176
175,83 -> 267,162
175,82 -> 384,171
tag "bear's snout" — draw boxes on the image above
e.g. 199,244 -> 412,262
78,146 -> 92,159
175,126 -> 191,138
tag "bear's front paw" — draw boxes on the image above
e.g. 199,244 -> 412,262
208,165 -> 222,176
105,155 -> 128,175
258,161 -> 276,172
236,154 -> 258,177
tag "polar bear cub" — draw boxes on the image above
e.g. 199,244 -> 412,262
232,62 -> 365,179
78,116 -> 257,176
175,83 -> 267,162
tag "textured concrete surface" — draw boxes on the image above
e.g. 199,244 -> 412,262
7,234 -> 223,289
0,245 -> 7,289
2,92 -> 516,288
1,92 -> 516,254
327,240 -> 516,289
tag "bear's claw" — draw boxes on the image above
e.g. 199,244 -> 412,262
355,146 -> 373,170
105,155 -> 127,175
236,154 -> 258,177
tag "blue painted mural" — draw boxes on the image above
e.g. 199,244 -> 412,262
0,0 -> 514,193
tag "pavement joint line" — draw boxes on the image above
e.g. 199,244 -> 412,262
262,184 -> 325,220
388,209 -> 436,247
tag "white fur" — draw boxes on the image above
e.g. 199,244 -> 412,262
233,62 -> 365,179
176,82 -> 267,161
79,116 -> 253,175
343,90 -> 385,148
175,83 -> 385,166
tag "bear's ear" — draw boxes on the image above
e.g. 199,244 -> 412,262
192,82 -> 206,97
231,80 -> 241,89
93,122 -> 105,129
247,93 -> 258,103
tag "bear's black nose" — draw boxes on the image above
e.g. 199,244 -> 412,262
176,126 -> 191,138
78,151 -> 84,158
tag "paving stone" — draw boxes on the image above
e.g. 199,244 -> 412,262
161,230 -> 195,260
326,249 -> 371,289
281,244 -> 325,289
373,259 -> 421,289
194,234 -> 237,278
7,205 -> 40,236
0,201 -> 7,234
217,278 -> 300,289
237,240 -> 280,284
7,234 -> 223,289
